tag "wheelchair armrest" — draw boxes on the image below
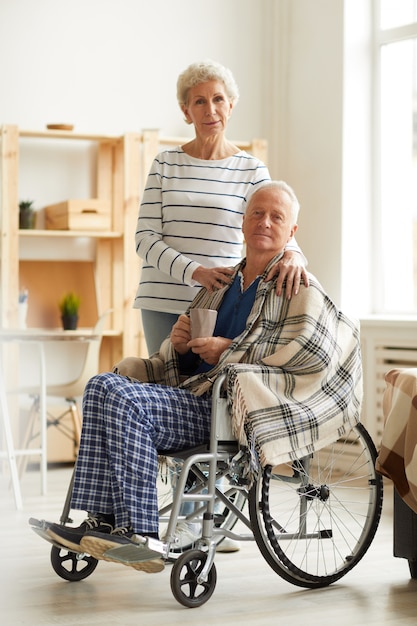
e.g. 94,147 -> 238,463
210,373 -> 235,443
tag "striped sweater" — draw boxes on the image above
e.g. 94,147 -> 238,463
134,147 -> 272,314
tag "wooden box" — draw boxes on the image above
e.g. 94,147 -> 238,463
45,199 -> 111,231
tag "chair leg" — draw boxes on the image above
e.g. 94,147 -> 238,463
68,399 -> 82,455
17,396 -> 40,479
16,397 -> 81,479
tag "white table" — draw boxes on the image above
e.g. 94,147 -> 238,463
0,328 -> 98,509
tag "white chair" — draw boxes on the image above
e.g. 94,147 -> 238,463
17,309 -> 112,476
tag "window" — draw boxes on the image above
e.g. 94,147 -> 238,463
380,0 -> 417,29
375,1 -> 417,312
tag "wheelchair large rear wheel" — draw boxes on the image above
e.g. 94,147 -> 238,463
248,422 -> 383,588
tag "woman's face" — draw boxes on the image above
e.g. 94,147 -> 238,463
181,80 -> 234,138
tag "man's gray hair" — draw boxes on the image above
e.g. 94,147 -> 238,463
177,59 -> 240,112
248,180 -> 300,223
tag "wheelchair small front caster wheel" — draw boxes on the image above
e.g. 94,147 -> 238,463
50,545 -> 98,581
170,549 -> 217,607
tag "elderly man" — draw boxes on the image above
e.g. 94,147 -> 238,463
44,181 -> 362,573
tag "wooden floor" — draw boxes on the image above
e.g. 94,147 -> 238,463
1,465 -> 417,625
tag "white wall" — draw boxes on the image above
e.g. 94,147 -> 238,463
267,0 -> 372,313
268,0 -> 344,304
0,0 -> 266,139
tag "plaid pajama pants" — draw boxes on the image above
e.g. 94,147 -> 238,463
71,372 -> 212,535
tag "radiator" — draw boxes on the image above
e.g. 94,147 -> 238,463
360,318 -> 417,447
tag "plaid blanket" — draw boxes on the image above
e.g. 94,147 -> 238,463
115,257 -> 362,469
221,284 -> 362,468
376,368 -> 417,514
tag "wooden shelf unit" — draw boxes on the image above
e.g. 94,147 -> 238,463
0,125 -> 145,369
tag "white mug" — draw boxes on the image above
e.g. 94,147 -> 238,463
190,308 -> 218,339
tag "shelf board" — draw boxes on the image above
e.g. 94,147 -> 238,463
8,328 -> 123,338
19,229 -> 122,239
19,129 -> 122,143
103,329 -> 122,337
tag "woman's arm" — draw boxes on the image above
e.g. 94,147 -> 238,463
135,159 -> 200,285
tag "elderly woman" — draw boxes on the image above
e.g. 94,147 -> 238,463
134,59 -> 308,355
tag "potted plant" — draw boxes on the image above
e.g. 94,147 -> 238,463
19,200 -> 36,229
59,292 -> 81,330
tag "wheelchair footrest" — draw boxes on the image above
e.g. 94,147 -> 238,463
104,537 -> 164,564
29,517 -> 83,552
29,517 -> 53,542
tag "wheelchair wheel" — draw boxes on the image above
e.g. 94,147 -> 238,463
248,422 -> 383,588
50,545 -> 98,581
170,549 -> 217,608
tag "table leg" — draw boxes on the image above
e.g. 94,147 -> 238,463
37,341 -> 47,495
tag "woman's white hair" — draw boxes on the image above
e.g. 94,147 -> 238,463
247,181 -> 301,223
176,59 -> 240,110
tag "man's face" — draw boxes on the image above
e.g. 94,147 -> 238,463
242,187 -> 297,255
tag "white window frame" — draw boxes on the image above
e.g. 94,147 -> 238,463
372,0 -> 417,312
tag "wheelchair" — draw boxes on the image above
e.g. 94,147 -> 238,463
29,373 -> 384,608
